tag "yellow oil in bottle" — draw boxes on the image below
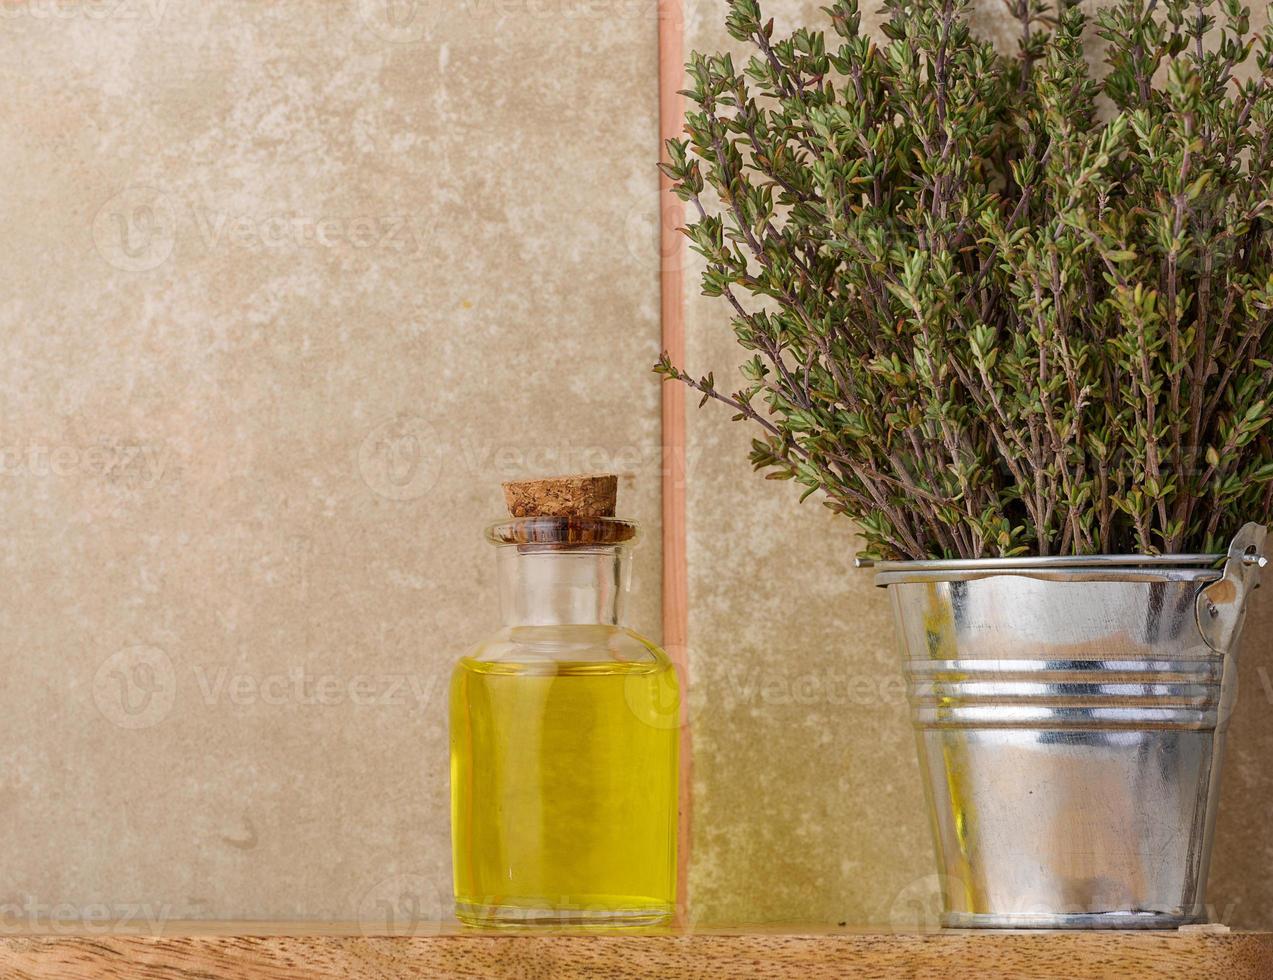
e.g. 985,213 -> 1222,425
450,625 -> 679,927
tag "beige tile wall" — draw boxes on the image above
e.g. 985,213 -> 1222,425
680,0 -> 1273,930
2,0 -> 1270,932
0,0 -> 662,925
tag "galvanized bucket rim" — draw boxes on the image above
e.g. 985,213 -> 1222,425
859,551 -> 1225,573
862,552 -> 1230,587
861,529 -> 1268,587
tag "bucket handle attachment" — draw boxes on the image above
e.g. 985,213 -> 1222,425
1197,522 -> 1268,655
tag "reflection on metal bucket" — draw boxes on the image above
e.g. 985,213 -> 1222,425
871,523 -> 1267,929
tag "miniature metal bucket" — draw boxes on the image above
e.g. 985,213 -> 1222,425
871,523 -> 1267,928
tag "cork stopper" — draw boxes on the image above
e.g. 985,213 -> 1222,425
502,474 -> 618,519
494,474 -> 635,546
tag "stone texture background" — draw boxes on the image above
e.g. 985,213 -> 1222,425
1,0 -> 1270,931
0,0 -> 662,925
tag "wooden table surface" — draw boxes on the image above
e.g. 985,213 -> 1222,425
1,923 -> 1271,979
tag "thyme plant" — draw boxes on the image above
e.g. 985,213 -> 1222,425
658,0 -> 1273,559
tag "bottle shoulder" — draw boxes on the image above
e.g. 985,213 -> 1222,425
456,625 -> 673,675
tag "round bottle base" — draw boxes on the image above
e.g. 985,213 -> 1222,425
942,910 -> 1204,929
455,901 -> 673,929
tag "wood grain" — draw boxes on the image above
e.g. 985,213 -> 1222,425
1,927 -> 1270,980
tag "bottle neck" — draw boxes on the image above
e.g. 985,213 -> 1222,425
496,546 -> 630,627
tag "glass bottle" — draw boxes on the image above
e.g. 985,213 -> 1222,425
449,497 -> 680,928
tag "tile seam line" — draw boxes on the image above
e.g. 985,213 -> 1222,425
657,0 -> 691,927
